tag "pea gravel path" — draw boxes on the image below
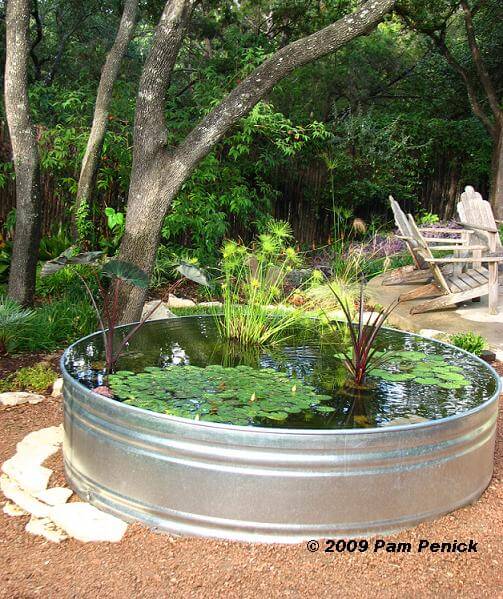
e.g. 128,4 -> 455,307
1,386 -> 501,598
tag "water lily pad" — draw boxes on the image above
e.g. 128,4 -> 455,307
315,406 -> 336,413
108,363 -> 333,426
414,377 -> 440,385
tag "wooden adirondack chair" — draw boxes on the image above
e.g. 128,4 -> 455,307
457,186 -> 503,253
384,196 -> 472,285
400,215 -> 502,315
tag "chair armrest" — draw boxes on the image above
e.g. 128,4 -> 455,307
420,227 -> 471,235
456,222 -> 499,234
422,255 -> 503,264
429,245 -> 487,251
424,237 -> 472,244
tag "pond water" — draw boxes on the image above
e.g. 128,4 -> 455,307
64,315 -> 498,429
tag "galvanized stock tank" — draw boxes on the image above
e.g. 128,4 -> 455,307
61,323 -> 501,543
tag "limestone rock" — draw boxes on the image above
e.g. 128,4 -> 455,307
36,487 -> 73,506
198,301 -> 222,308
0,474 -> 51,518
2,456 -> 52,494
166,294 -> 196,308
26,516 -> 68,543
419,329 -> 450,342
49,503 -> 128,543
141,301 -> 175,321
15,425 -> 63,464
17,425 -> 63,453
3,501 -> 28,516
0,392 -> 44,406
51,378 -> 64,397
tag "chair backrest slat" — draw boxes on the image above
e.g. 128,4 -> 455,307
457,185 -> 502,250
389,196 -> 426,269
407,214 -> 451,293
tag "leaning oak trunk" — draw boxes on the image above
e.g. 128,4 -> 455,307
489,123 -> 503,220
75,0 -> 139,243
118,0 -> 396,323
4,0 -> 42,307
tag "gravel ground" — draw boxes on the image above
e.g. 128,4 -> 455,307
0,386 -> 502,598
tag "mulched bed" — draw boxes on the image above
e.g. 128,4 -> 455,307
0,367 -> 502,598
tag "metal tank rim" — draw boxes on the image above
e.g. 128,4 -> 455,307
60,314 -> 502,434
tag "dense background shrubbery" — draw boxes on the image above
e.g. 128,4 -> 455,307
0,0 -> 501,268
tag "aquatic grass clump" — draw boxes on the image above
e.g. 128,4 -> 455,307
108,364 -> 334,426
217,221 -> 306,347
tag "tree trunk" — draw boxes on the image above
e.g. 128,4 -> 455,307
118,0 -> 396,323
75,0 -> 139,243
489,123 -> 503,220
5,0 -> 42,307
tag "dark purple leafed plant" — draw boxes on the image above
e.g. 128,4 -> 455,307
324,277 -> 400,386
42,251 -> 209,374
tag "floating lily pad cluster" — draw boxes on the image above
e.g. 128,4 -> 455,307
108,365 -> 334,426
368,351 -> 471,390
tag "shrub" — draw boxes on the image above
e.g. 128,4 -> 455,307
36,264 -> 98,301
14,298 -> 97,353
0,296 -> 34,354
0,363 -> 58,393
449,332 -> 487,356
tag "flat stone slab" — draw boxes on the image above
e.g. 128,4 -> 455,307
35,487 -> 73,506
0,392 -> 44,406
25,516 -> 68,543
166,294 -> 196,308
49,503 -> 128,543
142,301 -> 176,321
0,474 -> 52,518
368,273 -> 503,351
51,378 -> 64,397
1,425 -> 128,544
2,457 -> 52,494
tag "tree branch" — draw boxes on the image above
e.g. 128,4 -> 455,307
175,0 -> 396,168
433,30 -> 495,138
460,0 -> 501,121
75,0 -> 139,238
133,0 -> 197,160
30,0 -> 44,81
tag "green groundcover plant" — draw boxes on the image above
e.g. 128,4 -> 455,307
0,364 -> 58,393
449,332 -> 487,357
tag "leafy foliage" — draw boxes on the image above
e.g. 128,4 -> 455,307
14,299 -> 96,352
0,297 -> 34,354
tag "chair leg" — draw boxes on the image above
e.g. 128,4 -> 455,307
382,267 -> 432,286
410,285 -> 490,315
410,293 -> 456,314
488,262 -> 499,315
399,283 -> 440,302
